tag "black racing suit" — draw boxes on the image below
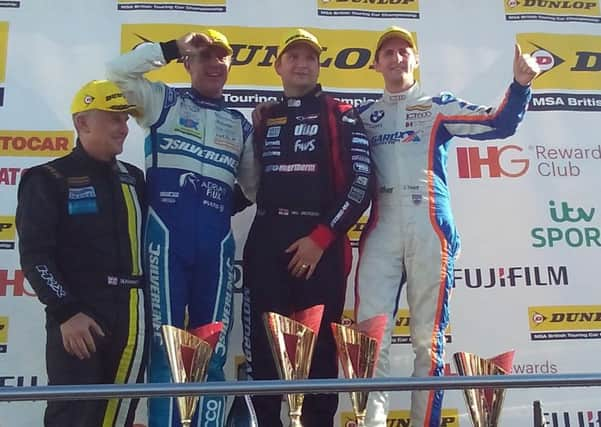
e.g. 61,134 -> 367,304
243,85 -> 372,427
16,144 -> 148,427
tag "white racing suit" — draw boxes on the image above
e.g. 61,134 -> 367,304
355,81 -> 531,427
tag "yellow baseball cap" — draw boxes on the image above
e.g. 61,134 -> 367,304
205,28 -> 233,56
71,80 -> 136,115
375,26 -> 417,54
278,28 -> 323,59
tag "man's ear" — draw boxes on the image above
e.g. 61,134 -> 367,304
73,112 -> 89,134
414,52 -> 420,69
274,56 -> 282,77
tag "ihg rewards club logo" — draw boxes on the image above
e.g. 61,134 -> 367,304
516,33 -> 601,112
456,142 -> 601,179
121,24 -> 387,108
117,0 -> 226,12
341,409 -> 459,427
317,0 -> 420,19
342,309 -> 452,344
529,305 -> 601,340
504,0 -> 601,23
531,200 -> 600,248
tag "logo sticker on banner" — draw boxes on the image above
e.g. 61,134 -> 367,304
454,265 -> 568,289
117,0 -> 226,12
517,33 -> 601,111
0,216 -> 16,250
340,409 -> 459,426
0,167 -> 26,186
529,305 -> 601,340
341,309 -> 452,344
0,269 -> 36,298
504,0 -> 601,23
0,22 -> 8,107
0,131 -> 74,157
544,409 -> 601,426
316,0 -> 420,18
530,200 -> 600,249
120,25 -> 399,107
457,143 -> 601,179
0,316 -> 8,353
0,1 -> 20,8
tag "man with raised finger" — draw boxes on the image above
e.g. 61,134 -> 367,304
16,80 -> 146,427
355,27 -> 540,427
107,29 -> 259,427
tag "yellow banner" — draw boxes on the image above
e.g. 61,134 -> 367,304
342,309 -> 451,343
0,316 -> 7,344
340,409 -> 459,427
517,33 -> 601,90
120,25 -> 415,90
0,216 -> 15,241
505,0 -> 600,16
119,0 -> 224,4
0,22 -> 8,83
0,131 -> 74,157
317,0 -> 420,17
529,305 -> 601,331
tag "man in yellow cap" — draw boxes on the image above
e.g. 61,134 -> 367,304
243,28 -> 372,427
107,29 -> 258,427
354,26 -> 540,427
16,80 -> 146,427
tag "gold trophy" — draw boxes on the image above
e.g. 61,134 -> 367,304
453,350 -> 515,427
331,315 -> 387,427
263,304 -> 324,427
161,322 -> 223,427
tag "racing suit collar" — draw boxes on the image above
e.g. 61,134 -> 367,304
72,140 -> 117,172
283,84 -> 322,107
382,82 -> 421,104
185,87 -> 225,110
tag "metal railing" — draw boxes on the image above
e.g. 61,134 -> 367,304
1,373 -> 601,402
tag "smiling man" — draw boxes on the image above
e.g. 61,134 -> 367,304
243,29 -> 372,427
355,26 -> 540,427
17,80 -> 146,427
107,30 -> 259,427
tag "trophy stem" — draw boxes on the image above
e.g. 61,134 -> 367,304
289,413 -> 303,427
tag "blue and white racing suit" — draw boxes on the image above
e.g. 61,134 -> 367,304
355,81 -> 530,427
108,42 -> 258,427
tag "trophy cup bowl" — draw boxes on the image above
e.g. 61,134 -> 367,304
331,315 -> 387,427
263,305 -> 324,427
453,350 -> 515,427
161,324 -> 221,427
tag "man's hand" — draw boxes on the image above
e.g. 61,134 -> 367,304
251,101 -> 278,128
285,236 -> 325,280
176,32 -> 212,57
513,43 -> 540,86
59,313 -> 105,360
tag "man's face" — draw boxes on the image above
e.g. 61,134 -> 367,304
185,46 -> 231,98
79,110 -> 130,159
275,43 -> 320,93
374,37 -> 419,87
